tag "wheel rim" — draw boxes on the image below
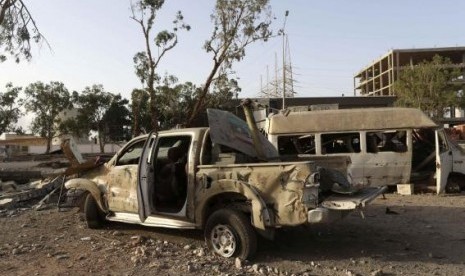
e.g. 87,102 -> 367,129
210,224 -> 236,257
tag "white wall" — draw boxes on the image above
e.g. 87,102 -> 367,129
28,143 -> 121,154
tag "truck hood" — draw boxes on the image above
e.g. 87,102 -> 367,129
207,108 -> 279,160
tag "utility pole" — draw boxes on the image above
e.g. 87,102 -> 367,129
282,10 -> 289,110
275,52 -> 278,97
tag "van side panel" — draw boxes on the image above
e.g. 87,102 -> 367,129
269,129 -> 413,188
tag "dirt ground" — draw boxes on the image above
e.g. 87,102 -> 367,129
1,191 -> 465,276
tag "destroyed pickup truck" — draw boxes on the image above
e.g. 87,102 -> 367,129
65,109 -> 385,259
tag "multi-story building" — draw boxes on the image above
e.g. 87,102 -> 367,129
354,47 -> 465,96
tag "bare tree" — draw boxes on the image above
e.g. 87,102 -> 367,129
130,0 -> 189,131
186,0 -> 276,126
0,0 -> 47,62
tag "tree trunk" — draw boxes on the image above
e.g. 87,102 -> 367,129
45,136 -> 51,154
132,102 -> 141,137
147,64 -> 159,132
45,123 -> 51,154
149,91 -> 158,132
98,129 -> 105,153
186,60 -> 221,127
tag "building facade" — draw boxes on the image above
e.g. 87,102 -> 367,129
354,47 -> 465,96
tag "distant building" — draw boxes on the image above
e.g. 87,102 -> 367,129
0,133 -> 48,155
354,46 -> 465,96
54,108 -> 89,144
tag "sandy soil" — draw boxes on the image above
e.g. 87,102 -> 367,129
1,192 -> 464,276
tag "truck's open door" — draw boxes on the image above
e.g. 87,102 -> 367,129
137,132 -> 157,222
435,129 -> 452,194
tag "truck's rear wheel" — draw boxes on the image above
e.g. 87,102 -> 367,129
205,209 -> 257,259
84,193 -> 105,229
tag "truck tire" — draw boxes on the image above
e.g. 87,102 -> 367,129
205,209 -> 257,259
84,193 -> 104,229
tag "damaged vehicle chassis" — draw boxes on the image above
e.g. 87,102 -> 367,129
65,109 -> 384,259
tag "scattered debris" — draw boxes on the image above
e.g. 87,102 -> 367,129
235,257 -> 243,269
385,207 -> 399,215
32,184 -> 63,211
0,171 -> 43,185
0,176 -> 64,209
0,180 -> 18,192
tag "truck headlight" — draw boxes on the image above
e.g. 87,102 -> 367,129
305,172 -> 320,187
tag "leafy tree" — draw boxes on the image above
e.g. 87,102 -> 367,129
60,90 -> 131,148
74,85 -> 113,153
0,0 -> 46,62
394,55 -> 465,118
207,75 -> 241,109
186,0 -> 275,126
0,82 -> 23,134
130,88 -> 151,137
156,77 -> 240,129
103,94 -> 131,142
24,81 -> 71,153
58,116 -> 88,141
157,80 -> 198,129
130,0 -> 190,131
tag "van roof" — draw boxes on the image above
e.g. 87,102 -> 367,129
266,107 -> 437,134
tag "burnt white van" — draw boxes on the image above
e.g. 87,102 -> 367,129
265,107 -> 464,194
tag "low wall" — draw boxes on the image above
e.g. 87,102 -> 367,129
28,143 -> 122,155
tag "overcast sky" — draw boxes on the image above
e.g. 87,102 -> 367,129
2,0 -> 465,103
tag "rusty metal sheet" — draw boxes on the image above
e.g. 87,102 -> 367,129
207,108 -> 278,159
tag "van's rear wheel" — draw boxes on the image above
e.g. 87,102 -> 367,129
205,209 -> 257,259
446,176 -> 462,193
84,193 -> 104,229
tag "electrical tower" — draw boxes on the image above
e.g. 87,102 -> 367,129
259,34 -> 297,99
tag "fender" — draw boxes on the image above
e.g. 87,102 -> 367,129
65,178 -> 107,212
196,179 -> 274,230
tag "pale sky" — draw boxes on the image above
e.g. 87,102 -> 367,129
2,0 -> 465,104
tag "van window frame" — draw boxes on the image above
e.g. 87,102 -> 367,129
320,132 -> 362,154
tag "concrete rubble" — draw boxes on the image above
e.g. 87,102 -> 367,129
0,177 -> 65,209
0,138 -> 105,210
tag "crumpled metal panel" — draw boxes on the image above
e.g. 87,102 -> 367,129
67,159 -> 139,214
105,165 -> 139,213
197,161 -> 316,226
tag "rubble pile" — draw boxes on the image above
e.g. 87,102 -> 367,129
0,153 -> 72,209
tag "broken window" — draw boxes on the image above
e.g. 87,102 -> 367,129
116,139 -> 146,166
277,135 -> 316,155
366,130 -> 407,153
321,133 -> 361,154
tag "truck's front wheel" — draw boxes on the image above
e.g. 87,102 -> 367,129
204,209 -> 257,259
84,193 -> 105,229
